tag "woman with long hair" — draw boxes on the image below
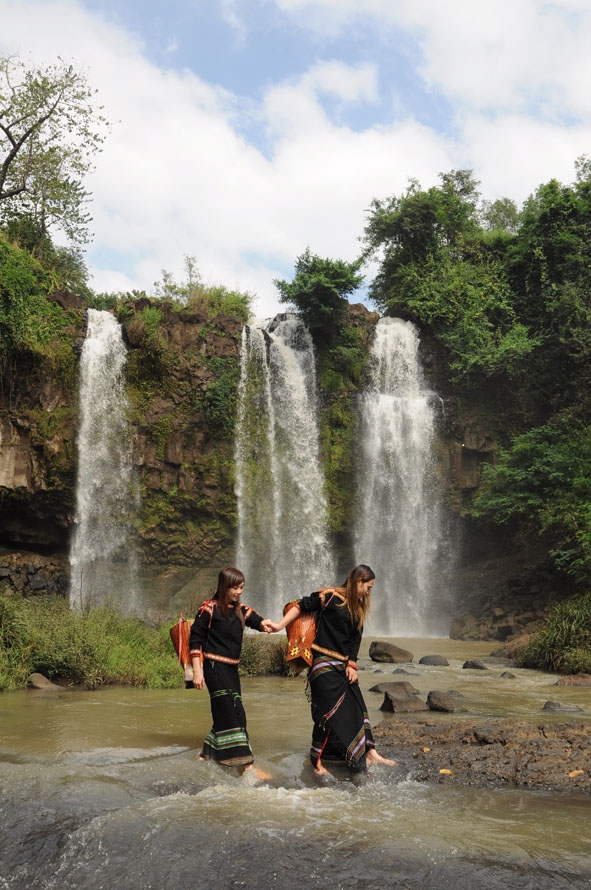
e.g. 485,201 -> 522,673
269,564 -> 394,775
189,566 -> 272,772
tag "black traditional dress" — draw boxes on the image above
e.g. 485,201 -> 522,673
297,590 -> 375,771
189,600 -> 265,767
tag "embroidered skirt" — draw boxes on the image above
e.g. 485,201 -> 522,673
200,659 -> 254,767
308,655 -> 375,771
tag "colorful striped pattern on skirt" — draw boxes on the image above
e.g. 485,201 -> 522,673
308,655 -> 375,771
200,659 -> 254,768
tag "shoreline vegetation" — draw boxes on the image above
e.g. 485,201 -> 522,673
3,590 -> 591,692
0,594 -> 287,692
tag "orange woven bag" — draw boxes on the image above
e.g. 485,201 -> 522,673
170,614 -> 195,686
283,600 -> 316,674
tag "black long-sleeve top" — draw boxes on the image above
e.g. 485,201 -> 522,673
297,590 -> 362,663
189,600 -> 264,663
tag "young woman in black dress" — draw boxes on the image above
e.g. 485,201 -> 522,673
270,564 -> 395,775
189,566 -> 272,772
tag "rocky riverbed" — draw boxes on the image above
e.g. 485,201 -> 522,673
373,715 -> 591,793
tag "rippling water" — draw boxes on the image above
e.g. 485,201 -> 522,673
1,639 -> 590,890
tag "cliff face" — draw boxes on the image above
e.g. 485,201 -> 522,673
0,298 -> 244,602
0,297 -> 557,635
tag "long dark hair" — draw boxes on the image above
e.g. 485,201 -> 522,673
214,566 -> 246,622
335,564 -> 375,629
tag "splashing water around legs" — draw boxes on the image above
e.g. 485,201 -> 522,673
69,309 -> 140,612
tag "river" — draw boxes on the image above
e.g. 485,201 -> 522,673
1,638 -> 590,889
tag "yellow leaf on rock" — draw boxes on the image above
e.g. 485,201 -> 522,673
439,768 -> 453,775
422,747 -> 431,752
568,769 -> 584,778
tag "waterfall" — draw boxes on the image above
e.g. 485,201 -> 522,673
235,316 -> 336,615
69,309 -> 140,612
355,317 -> 450,636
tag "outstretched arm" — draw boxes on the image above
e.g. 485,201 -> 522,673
266,604 -> 302,633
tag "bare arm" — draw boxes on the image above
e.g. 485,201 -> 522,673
191,655 -> 205,689
267,604 -> 302,633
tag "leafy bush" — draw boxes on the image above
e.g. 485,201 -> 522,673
518,591 -> 591,673
471,423 -> 591,582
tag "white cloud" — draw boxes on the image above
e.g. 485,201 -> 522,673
1,0 -> 590,318
272,0 -> 591,117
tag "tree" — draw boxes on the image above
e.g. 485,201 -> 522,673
0,55 -> 109,248
273,248 -> 363,343
481,197 -> 521,233
361,171 -> 535,384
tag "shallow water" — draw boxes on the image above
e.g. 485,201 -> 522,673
1,638 -> 590,889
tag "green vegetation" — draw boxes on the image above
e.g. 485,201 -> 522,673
361,159 -> 591,593
202,355 -> 241,436
0,55 -> 109,248
472,425 -> 591,583
274,248 -> 363,344
154,254 -> 252,322
0,594 -> 180,690
0,593 -> 287,691
518,591 -> 591,674
362,170 -> 538,385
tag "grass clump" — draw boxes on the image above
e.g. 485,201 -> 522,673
0,595 -> 182,691
0,594 -> 292,691
517,591 -> 591,674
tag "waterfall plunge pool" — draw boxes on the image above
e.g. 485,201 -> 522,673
1,638 -> 590,890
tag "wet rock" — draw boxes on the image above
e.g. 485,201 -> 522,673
556,674 -> 591,686
372,717 -> 591,793
27,673 -> 65,690
499,671 -> 517,679
379,688 -> 428,713
369,640 -> 414,664
462,659 -> 487,670
419,655 -> 449,666
542,701 -> 583,712
426,690 -> 468,713
369,680 -> 420,695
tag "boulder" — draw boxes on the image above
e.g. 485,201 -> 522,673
426,690 -> 468,713
542,700 -> 583,712
418,655 -> 449,666
369,640 -> 414,664
555,674 -> 591,686
462,659 -> 487,670
369,680 -> 420,695
27,673 -> 65,690
379,688 -> 428,713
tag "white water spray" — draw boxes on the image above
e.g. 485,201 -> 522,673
235,316 -> 336,615
355,317 -> 450,636
69,310 -> 140,611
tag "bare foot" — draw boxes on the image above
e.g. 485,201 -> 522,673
241,764 -> 273,781
366,749 -> 396,766
313,760 -> 330,777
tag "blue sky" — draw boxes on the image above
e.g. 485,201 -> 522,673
2,0 -> 591,317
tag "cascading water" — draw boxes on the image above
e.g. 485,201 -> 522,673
235,316 -> 336,615
69,309 -> 140,612
355,317 -> 451,636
